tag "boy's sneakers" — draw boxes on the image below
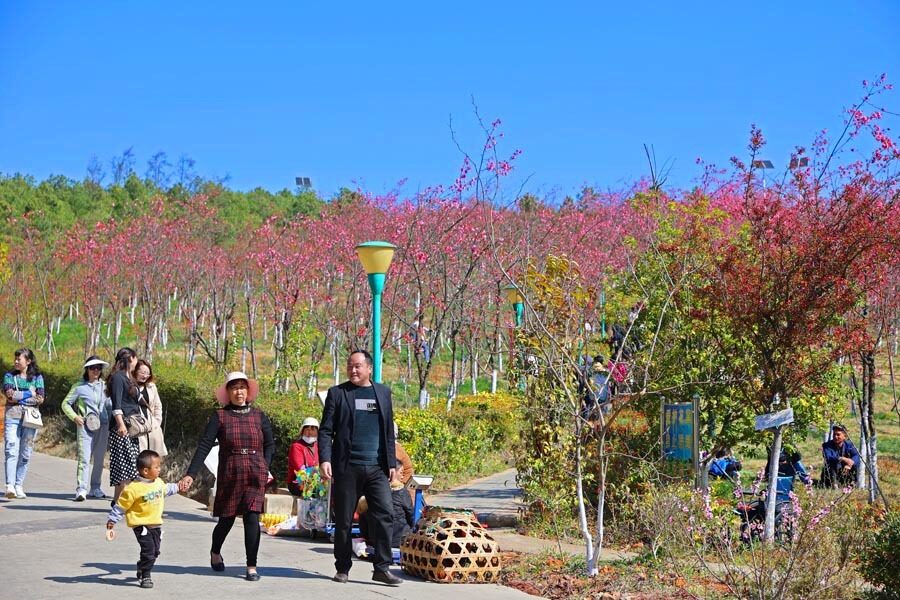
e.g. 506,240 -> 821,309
5,485 -> 15,499
140,577 -> 154,589
89,489 -> 108,499
74,491 -> 87,502
14,486 -> 26,499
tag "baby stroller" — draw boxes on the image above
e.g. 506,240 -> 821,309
734,475 -> 796,544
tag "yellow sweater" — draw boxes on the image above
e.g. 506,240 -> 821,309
111,478 -> 178,528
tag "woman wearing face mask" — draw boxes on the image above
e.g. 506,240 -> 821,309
287,417 -> 320,497
133,360 -> 168,458
61,356 -> 111,501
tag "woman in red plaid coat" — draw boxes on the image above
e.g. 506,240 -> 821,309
179,371 -> 274,582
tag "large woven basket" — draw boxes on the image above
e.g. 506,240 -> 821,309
400,507 -> 501,583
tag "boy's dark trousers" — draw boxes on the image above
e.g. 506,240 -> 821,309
134,526 -> 162,576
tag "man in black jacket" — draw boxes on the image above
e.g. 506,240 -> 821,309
318,350 -> 402,586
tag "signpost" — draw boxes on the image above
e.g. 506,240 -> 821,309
754,407 -> 794,431
754,406 -> 794,543
661,401 -> 694,462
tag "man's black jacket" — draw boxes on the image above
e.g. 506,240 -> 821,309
318,380 -> 397,476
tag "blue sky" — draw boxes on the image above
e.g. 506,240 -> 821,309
1,1 -> 898,200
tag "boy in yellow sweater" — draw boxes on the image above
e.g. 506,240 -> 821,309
106,449 -> 179,589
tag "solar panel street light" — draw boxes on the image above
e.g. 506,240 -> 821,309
789,157 -> 810,169
751,159 -> 775,188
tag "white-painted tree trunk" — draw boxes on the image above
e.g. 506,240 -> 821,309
764,425 -> 784,542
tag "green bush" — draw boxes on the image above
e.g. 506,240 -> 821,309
860,511 -> 900,598
395,392 -> 518,483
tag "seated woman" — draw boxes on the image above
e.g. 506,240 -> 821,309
359,472 -> 414,549
777,448 -> 811,485
393,423 -> 414,492
288,417 -> 320,497
708,449 -> 741,481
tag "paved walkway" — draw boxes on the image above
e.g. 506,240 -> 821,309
0,452 -> 530,600
429,468 -> 637,562
429,468 -> 522,527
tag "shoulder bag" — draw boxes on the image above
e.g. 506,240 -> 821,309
84,412 -> 101,433
22,406 -> 43,429
15,378 -> 43,429
126,413 -> 152,437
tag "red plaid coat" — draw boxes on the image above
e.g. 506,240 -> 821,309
187,405 -> 274,518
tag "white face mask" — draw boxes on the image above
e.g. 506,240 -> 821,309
302,436 -> 317,445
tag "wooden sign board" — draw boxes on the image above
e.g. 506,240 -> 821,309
754,408 -> 794,431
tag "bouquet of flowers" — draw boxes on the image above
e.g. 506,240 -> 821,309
294,466 -> 327,499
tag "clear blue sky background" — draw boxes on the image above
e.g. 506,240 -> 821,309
1,1 -> 898,200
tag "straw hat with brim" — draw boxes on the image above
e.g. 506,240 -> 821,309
302,417 -> 320,429
216,371 -> 260,406
82,358 -> 109,369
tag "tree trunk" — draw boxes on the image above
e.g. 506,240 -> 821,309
447,334 -> 458,411
862,350 -> 879,502
332,333 -> 339,386
471,350 -> 478,394
588,431 -> 609,575
575,423 -> 596,575
763,425 -> 784,543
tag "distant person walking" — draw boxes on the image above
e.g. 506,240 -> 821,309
3,348 -> 45,499
61,355 -> 111,501
179,371 -> 274,582
318,349 -> 403,586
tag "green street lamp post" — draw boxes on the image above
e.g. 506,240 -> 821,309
356,241 -> 396,383
504,284 -> 526,390
600,289 -> 607,338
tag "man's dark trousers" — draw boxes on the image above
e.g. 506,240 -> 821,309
333,464 -> 393,573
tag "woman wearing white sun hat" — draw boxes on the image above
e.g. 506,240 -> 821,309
61,355 -> 112,501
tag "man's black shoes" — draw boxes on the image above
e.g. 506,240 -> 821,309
372,570 -> 403,586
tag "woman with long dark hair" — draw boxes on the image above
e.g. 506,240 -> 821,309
107,347 -> 140,504
3,348 -> 45,499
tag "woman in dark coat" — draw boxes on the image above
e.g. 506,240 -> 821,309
107,347 -> 140,504
179,371 -> 274,582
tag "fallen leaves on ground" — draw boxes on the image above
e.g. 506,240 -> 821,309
500,551 -> 700,599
